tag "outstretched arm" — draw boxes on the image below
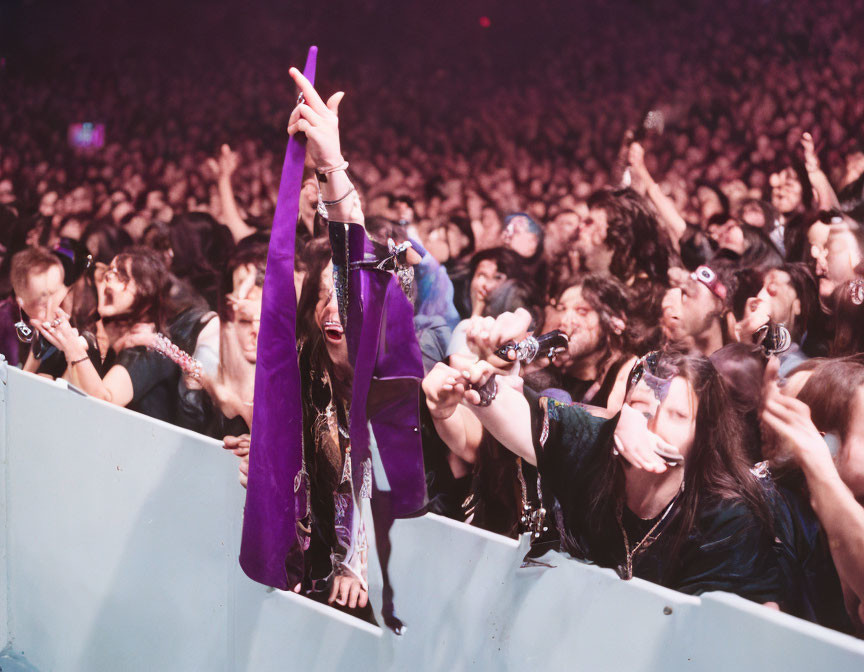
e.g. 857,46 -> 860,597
422,362 -> 485,465
762,359 -> 864,614
206,144 -> 257,243
802,132 -> 840,211
629,142 -> 686,250
457,309 -> 538,464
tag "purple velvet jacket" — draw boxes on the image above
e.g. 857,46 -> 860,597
239,46 -> 426,591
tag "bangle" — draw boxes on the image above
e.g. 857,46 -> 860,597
316,161 -> 349,182
151,333 -> 203,380
317,183 -> 357,220
69,355 -> 89,366
321,183 -> 356,206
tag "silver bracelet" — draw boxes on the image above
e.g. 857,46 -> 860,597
317,183 -> 356,219
321,183 -> 356,206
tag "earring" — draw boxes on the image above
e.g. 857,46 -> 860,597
14,306 -> 33,343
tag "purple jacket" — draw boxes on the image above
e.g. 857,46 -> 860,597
239,47 -> 426,590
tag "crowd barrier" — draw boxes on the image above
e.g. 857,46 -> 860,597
0,361 -> 862,671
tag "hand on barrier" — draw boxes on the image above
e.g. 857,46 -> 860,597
329,570 -> 368,609
223,433 -> 251,457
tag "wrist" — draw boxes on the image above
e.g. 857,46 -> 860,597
317,155 -> 346,172
66,345 -> 88,361
800,446 -> 839,483
429,405 -> 458,421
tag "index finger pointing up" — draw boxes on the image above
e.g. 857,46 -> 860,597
289,67 -> 327,114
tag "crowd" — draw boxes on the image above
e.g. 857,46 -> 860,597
2,0 -> 864,633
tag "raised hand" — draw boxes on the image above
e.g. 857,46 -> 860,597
112,322 -> 158,352
206,144 -> 239,181
801,132 -> 819,173
628,141 -> 651,188
32,309 -> 88,358
761,357 -> 834,472
464,307 -> 532,366
286,67 -> 345,171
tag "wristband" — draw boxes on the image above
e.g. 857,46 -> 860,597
316,161 -> 349,183
69,356 -> 89,366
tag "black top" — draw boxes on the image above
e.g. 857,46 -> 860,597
556,355 -> 630,407
531,395 -> 783,603
114,347 -> 180,423
36,332 -> 105,378
768,471 -> 853,633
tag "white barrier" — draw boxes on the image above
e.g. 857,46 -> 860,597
0,362 -> 862,671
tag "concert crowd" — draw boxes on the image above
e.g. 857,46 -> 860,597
1,0 -> 863,635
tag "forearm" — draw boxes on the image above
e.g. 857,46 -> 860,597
22,350 -> 40,373
807,169 -> 840,210
67,356 -> 113,402
431,405 -> 483,465
468,383 -> 536,465
803,458 -> 864,601
217,176 -> 256,243
644,180 -> 686,249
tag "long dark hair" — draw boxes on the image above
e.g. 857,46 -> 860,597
168,212 -> 235,308
295,238 -> 349,543
581,351 -> 773,572
778,262 -> 820,343
552,273 -> 639,372
830,281 -> 864,357
109,247 -> 170,333
798,357 -> 864,442
588,188 -> 672,282
296,238 -> 334,371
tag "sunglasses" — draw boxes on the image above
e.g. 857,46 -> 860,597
625,351 -> 679,403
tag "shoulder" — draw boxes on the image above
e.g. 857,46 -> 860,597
116,347 -> 175,376
693,496 -> 768,548
537,396 -> 619,471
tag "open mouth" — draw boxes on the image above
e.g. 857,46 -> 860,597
322,320 -> 344,343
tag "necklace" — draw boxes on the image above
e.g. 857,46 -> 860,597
615,484 -> 683,580
516,458 -> 548,539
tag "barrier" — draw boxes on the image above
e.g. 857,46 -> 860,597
0,362 -> 862,671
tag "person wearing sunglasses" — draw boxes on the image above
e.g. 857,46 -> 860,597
34,247 -> 181,424
423,309 -> 782,605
